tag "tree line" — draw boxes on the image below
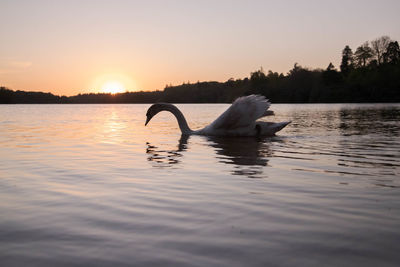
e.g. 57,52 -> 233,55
1,36 -> 399,104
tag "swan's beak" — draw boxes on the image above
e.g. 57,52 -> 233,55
145,115 -> 151,126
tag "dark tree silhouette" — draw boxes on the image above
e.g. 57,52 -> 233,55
322,63 -> 342,86
340,45 -> 354,75
383,41 -> 400,64
354,42 -> 374,67
371,36 -> 391,65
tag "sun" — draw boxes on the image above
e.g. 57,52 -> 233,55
101,81 -> 126,94
92,73 -> 136,93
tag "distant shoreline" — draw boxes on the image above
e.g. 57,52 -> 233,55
2,38 -> 400,104
1,87 -> 399,105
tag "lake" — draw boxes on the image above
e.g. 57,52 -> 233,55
1,103 -> 400,267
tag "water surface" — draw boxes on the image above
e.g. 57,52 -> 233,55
1,103 -> 400,266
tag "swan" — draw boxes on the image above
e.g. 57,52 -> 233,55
145,95 -> 290,136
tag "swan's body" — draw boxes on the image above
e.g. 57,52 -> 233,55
145,95 -> 290,136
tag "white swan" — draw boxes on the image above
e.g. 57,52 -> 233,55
145,95 -> 290,136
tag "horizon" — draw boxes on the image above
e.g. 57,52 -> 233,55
1,0 -> 400,96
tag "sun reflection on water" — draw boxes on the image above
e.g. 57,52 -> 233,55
100,109 -> 128,144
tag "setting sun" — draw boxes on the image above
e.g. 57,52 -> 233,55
101,81 -> 126,94
92,73 -> 135,94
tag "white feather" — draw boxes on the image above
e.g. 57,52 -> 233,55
207,95 -> 271,130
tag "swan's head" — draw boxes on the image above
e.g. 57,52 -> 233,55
145,103 -> 165,126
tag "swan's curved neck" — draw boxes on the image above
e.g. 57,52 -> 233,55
163,104 -> 193,135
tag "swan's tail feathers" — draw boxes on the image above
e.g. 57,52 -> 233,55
262,110 -> 274,117
256,121 -> 291,136
272,121 -> 291,134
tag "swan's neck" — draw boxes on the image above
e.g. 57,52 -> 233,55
164,104 -> 193,135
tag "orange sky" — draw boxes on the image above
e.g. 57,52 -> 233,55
1,0 -> 400,96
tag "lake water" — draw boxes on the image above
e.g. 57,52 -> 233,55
1,103 -> 400,267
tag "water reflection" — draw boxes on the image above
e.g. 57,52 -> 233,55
146,135 -> 189,168
339,107 -> 400,136
280,105 -> 400,188
101,109 -> 127,144
146,135 -> 273,178
337,107 -> 400,181
207,136 -> 272,178
2,104 -> 400,267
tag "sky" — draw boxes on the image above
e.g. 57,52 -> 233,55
1,0 -> 400,96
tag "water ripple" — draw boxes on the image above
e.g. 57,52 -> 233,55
1,104 -> 400,266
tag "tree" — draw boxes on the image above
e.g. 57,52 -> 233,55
267,70 -> 280,80
247,67 -> 268,95
340,45 -> 353,74
288,63 -> 302,75
354,42 -> 374,67
383,41 -> 400,64
371,36 -> 391,65
323,63 -> 342,85
327,62 -> 335,71
250,67 -> 266,81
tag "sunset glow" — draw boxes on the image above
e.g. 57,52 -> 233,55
101,81 -> 126,94
92,73 -> 135,94
0,1 -> 399,96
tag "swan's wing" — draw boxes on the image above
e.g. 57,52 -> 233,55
209,95 -> 271,130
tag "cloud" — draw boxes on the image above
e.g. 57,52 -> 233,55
0,60 -> 33,74
9,61 -> 33,68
